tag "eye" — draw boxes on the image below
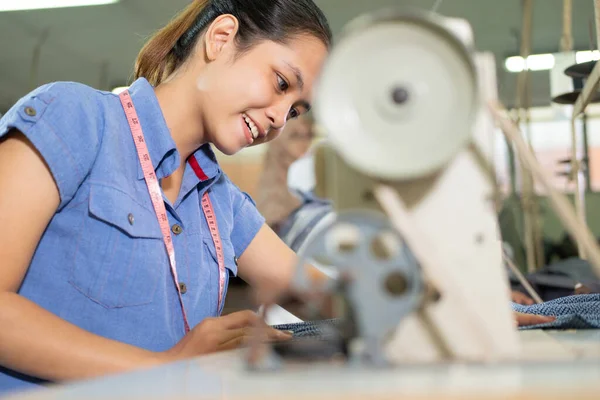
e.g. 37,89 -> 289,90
288,108 -> 300,119
277,74 -> 289,92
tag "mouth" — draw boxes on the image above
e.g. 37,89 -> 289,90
242,113 -> 266,141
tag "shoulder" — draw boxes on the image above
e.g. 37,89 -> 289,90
219,172 -> 259,208
18,81 -> 109,108
1,81 -> 112,136
0,82 -> 116,208
27,81 -> 110,121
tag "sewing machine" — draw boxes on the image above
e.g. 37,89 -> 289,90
5,8 -> 600,400
251,8 -> 518,368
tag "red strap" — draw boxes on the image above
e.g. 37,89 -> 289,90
189,155 -> 209,181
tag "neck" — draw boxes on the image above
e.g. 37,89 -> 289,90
154,76 -> 206,162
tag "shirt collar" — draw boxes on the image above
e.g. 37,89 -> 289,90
189,144 -> 221,183
126,78 -> 180,180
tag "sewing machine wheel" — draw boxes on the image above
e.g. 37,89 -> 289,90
314,9 -> 478,180
293,210 -> 424,363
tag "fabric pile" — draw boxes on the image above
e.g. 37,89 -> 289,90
274,295 -> 600,338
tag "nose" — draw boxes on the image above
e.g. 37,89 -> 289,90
265,101 -> 290,130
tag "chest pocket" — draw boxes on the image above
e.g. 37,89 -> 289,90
202,236 -> 237,315
68,185 -> 164,309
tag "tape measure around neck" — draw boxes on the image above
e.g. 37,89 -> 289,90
119,91 -> 228,333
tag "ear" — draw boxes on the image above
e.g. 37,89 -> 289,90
204,14 -> 239,61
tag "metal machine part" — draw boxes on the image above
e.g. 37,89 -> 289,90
314,9 -> 478,180
292,210 -> 424,364
249,210 -> 424,368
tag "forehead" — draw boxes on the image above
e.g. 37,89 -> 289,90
250,36 -> 328,99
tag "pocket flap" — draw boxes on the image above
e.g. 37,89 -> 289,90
204,237 -> 237,277
89,185 -> 163,239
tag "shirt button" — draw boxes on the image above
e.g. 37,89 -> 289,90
171,224 -> 183,235
128,213 -> 134,225
234,256 -> 238,266
179,282 -> 187,294
24,106 -> 37,117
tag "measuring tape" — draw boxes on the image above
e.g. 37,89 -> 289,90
119,90 -> 227,334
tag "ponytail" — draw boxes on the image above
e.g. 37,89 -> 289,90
134,0 -> 210,86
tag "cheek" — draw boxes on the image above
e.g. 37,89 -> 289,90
223,64 -> 273,106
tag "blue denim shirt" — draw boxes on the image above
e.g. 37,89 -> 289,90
0,78 -> 265,394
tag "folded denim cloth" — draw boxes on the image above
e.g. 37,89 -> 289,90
273,319 -> 342,340
275,295 -> 600,336
512,294 -> 600,330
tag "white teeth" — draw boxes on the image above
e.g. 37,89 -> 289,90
244,115 -> 259,139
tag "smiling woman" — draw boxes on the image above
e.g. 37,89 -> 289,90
0,0 -> 331,395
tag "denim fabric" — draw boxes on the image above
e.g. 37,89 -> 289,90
276,294 -> 600,342
512,294 -> 600,330
274,319 -> 342,340
0,78 -> 265,394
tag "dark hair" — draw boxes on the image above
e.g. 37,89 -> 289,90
135,0 -> 332,86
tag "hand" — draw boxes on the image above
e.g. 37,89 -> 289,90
161,310 -> 292,362
511,290 -> 535,305
514,311 -> 556,327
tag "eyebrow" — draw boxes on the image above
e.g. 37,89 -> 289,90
285,62 -> 304,90
283,62 -> 310,111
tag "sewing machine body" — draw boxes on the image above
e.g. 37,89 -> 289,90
256,10 -> 520,365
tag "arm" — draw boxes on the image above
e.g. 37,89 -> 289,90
255,116 -> 315,229
236,223 -> 327,304
0,132 -> 163,381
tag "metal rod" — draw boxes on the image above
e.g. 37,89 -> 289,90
595,0 -> 600,51
490,101 -> 600,278
561,0 -> 574,51
515,0 -> 538,272
502,250 -> 543,304
583,113 -> 592,192
570,118 -> 586,259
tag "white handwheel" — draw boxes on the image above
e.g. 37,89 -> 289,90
315,10 -> 478,180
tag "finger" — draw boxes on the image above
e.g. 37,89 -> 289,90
217,327 -> 252,344
515,312 -> 556,327
266,327 -> 294,341
219,329 -> 292,351
218,334 -> 247,351
218,310 -> 261,329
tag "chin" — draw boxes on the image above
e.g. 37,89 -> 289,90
213,141 -> 243,156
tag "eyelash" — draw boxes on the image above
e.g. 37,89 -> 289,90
276,73 -> 300,119
276,74 -> 289,92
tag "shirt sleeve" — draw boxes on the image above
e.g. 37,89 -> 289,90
226,177 -> 266,257
0,82 -> 104,210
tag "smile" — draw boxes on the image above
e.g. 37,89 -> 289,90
243,113 -> 261,139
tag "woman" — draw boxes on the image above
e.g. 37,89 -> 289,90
0,0 -> 331,394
